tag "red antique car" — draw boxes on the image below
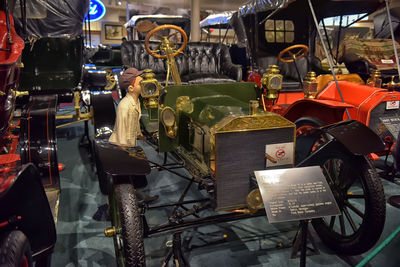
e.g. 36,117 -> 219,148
0,0 -> 89,265
238,0 -> 400,162
0,6 -> 56,267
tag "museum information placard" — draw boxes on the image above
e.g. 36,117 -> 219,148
254,166 -> 340,223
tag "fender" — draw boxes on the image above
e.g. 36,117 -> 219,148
91,91 -> 116,139
324,120 -> 385,155
283,98 -> 353,125
0,164 -> 56,260
95,139 -> 150,189
295,120 -> 385,166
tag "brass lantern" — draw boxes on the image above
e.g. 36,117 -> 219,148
302,71 -> 318,99
261,65 -> 283,101
140,69 -> 161,109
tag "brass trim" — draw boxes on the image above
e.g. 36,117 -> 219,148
104,227 -> 116,237
211,113 -> 295,134
176,96 -> 194,114
249,100 -> 259,116
246,189 -> 264,214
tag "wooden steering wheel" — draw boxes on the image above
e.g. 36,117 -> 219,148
144,24 -> 188,59
278,44 -> 309,63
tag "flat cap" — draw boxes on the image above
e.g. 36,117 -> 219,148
119,67 -> 143,91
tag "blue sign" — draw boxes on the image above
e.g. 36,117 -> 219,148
85,0 -> 106,22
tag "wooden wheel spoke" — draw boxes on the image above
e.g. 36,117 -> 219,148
344,201 -> 364,218
168,31 -> 179,39
343,207 -> 357,232
295,49 -> 304,57
339,215 -> 346,236
154,33 -> 165,40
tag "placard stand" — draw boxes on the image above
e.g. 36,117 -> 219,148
162,232 -> 190,267
291,220 -> 320,267
254,166 -> 341,267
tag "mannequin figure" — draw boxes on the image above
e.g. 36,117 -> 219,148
108,67 -> 158,204
109,67 -> 145,147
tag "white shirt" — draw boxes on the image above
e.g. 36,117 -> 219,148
109,94 -> 141,147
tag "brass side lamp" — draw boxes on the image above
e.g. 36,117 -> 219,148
261,65 -> 283,101
366,70 -> 382,88
302,71 -> 318,99
140,69 -> 161,109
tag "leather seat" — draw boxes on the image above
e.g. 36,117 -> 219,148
121,40 -> 242,84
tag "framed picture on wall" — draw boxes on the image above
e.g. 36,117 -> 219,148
101,21 -> 126,44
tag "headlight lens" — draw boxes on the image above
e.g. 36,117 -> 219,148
143,82 -> 157,96
161,107 -> 176,127
269,76 -> 282,90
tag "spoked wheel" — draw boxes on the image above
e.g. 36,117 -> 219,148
105,70 -> 116,90
0,230 -> 33,267
311,149 -> 385,255
294,116 -> 324,136
109,183 -> 145,267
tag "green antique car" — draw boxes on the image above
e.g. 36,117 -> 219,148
92,24 -> 387,267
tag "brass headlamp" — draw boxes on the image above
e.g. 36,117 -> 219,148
160,106 -> 178,138
140,69 -> 161,109
302,71 -> 318,99
366,70 -> 382,88
261,65 -> 283,101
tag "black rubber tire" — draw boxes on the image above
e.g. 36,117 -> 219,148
110,183 -> 145,267
0,231 -> 33,267
310,150 -> 386,255
294,116 -> 325,130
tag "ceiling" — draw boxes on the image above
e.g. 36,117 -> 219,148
126,0 -> 247,12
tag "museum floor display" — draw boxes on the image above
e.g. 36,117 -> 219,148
51,121 -> 400,267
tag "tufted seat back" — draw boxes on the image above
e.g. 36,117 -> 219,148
121,40 -> 242,84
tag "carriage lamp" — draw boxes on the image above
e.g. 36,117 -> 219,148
140,69 -> 161,109
261,65 -> 282,101
302,71 -> 318,99
366,70 -> 382,88
160,106 -> 178,138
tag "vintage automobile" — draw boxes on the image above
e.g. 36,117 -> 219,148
199,11 -> 250,80
125,14 -> 191,41
0,0 -> 90,266
92,20 -> 387,266
236,0 -> 400,170
0,1 -> 58,266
